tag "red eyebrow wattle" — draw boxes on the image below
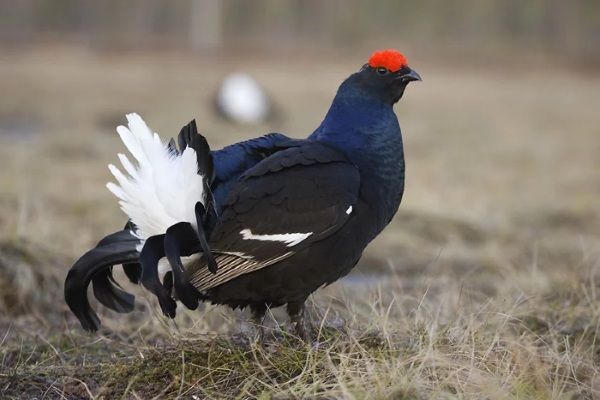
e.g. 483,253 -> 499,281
368,50 -> 408,72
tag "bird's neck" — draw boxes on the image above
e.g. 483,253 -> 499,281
310,89 -> 403,169
310,81 -> 399,144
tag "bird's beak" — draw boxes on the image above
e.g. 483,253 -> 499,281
399,68 -> 422,83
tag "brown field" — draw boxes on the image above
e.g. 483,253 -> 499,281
1,47 -> 600,399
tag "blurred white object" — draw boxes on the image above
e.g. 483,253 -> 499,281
216,73 -> 271,124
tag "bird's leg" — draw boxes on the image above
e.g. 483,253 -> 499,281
250,304 -> 267,344
287,301 -> 311,342
251,307 -> 267,344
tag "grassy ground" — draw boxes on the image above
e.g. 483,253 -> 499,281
1,46 -> 600,399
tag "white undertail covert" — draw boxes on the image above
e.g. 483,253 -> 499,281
106,113 -> 207,251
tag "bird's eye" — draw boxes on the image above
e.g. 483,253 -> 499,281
376,67 -> 389,75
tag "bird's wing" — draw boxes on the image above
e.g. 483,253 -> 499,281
210,133 -> 292,205
187,141 -> 360,292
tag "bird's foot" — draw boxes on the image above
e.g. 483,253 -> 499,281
252,324 -> 267,345
293,317 -> 312,342
287,301 -> 312,342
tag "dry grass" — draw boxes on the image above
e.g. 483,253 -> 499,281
1,46 -> 599,399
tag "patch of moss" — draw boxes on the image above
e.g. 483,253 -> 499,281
94,329 -> 389,399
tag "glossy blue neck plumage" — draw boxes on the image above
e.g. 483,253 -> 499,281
309,72 -> 400,152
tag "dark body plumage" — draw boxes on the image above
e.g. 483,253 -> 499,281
65,51 -> 421,338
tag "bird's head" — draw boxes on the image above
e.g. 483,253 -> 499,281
348,49 -> 421,105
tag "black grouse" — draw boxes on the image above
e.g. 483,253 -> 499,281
64,49 -> 421,340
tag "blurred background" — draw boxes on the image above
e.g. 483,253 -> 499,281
0,0 -> 599,327
1,0 -> 599,63
2,4 -> 600,397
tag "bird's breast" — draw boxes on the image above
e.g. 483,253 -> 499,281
355,141 -> 405,233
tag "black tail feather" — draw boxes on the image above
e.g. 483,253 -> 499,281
164,222 -> 202,310
194,202 -> 218,274
175,120 -> 219,269
139,234 -> 177,318
163,271 -> 173,294
122,221 -> 142,284
92,266 -> 135,313
96,221 -> 142,284
177,119 -> 195,153
64,230 -> 140,332
122,263 -> 142,284
177,120 -> 219,230
177,119 -> 216,185
167,137 -> 178,154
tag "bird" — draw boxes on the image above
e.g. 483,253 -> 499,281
215,72 -> 273,124
64,49 -> 421,340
